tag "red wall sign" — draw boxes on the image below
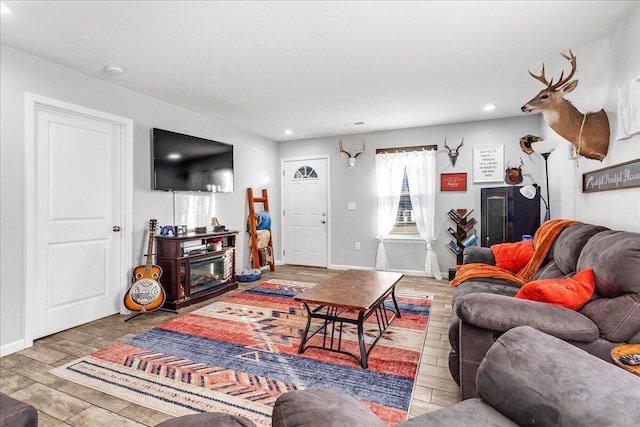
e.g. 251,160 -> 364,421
441,173 -> 467,191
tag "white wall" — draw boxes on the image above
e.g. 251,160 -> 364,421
278,5 -> 640,276
0,45 -> 279,354
546,6 -> 640,229
279,115 -> 544,276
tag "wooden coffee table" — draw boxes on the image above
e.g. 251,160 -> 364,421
294,269 -> 404,368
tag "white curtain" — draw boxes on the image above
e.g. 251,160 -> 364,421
374,153 -> 405,270
406,150 -> 442,279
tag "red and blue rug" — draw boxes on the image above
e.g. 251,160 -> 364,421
51,280 -> 431,426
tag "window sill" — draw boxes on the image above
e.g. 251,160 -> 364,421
383,235 -> 423,243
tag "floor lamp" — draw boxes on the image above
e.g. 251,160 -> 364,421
520,184 -> 550,222
519,140 -> 559,222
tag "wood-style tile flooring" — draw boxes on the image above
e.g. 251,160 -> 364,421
1,265 -> 460,426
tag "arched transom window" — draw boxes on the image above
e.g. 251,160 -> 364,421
293,166 -> 318,179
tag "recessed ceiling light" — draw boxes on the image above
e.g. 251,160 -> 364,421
104,64 -> 125,75
284,129 -> 293,135
483,104 -> 497,112
1,4 -> 11,14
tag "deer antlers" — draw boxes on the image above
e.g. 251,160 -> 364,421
528,50 -> 577,90
506,157 -> 524,168
444,137 -> 464,167
338,138 -> 366,168
444,137 -> 464,154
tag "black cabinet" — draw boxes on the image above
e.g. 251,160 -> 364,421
480,186 -> 540,247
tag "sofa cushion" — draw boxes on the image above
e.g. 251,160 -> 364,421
452,280 -> 520,310
530,259 -> 565,280
492,240 -> 534,273
155,413 -> 257,427
514,268 -> 595,310
0,393 -> 38,427
271,389 -> 386,427
397,398 -> 516,427
457,293 -> 599,342
580,294 -> 640,343
477,326 -> 640,426
463,246 -> 496,265
577,230 -> 640,297
551,224 -> 609,275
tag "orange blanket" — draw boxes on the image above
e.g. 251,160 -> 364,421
449,219 -> 580,288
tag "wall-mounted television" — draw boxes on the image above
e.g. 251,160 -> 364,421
152,128 -> 234,193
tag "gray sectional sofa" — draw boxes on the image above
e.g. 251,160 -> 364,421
448,222 -> 640,399
0,393 -> 37,427
271,326 -> 640,426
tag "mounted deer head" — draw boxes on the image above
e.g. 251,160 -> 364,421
338,138 -> 366,168
505,158 -> 524,185
519,134 -> 541,154
521,50 -> 610,161
444,137 -> 464,167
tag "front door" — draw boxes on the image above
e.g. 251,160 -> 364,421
25,94 -> 132,342
282,157 -> 328,267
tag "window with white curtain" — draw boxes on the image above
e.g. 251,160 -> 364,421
375,146 -> 441,279
389,170 -> 419,236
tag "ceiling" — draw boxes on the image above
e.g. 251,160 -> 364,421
1,1 -> 636,141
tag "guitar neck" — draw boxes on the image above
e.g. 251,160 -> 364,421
145,231 -> 155,274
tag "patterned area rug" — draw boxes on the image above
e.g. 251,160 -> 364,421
51,280 -> 431,426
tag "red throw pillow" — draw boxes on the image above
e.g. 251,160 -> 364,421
492,240 -> 535,273
515,268 -> 595,310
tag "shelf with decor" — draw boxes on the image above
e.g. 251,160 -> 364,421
446,208 -> 477,265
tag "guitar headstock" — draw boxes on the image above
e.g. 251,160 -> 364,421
149,219 -> 158,233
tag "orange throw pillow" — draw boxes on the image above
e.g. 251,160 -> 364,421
492,240 -> 535,273
514,268 -> 595,310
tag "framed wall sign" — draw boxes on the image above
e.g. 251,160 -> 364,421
473,145 -> 504,183
441,173 -> 467,191
582,158 -> 640,192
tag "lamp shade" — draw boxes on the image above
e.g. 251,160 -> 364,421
534,139 -> 560,155
519,185 -> 537,200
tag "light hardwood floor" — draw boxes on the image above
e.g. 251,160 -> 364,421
1,265 -> 460,426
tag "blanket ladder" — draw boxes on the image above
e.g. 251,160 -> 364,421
247,188 -> 275,271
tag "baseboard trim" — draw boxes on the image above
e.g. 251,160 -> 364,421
1,339 -> 26,357
328,264 -> 446,279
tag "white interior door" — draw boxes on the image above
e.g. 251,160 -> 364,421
25,95 -> 132,341
282,158 -> 328,267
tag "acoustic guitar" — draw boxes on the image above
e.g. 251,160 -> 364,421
124,219 -> 166,312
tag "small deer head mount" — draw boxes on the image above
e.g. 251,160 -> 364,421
521,50 -> 610,161
338,138 -> 366,168
444,137 -> 464,167
519,134 -> 541,155
504,158 -> 524,185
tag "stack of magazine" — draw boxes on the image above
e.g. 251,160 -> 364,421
447,208 -> 473,223
462,234 -> 478,247
448,240 -> 462,255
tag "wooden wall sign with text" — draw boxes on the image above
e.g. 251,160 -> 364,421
582,158 -> 640,192
441,173 -> 467,191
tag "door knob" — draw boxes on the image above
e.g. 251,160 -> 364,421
113,226 -> 121,232
320,220 -> 326,224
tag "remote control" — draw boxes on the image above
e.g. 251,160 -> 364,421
619,353 -> 640,366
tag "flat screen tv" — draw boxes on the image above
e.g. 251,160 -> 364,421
152,128 -> 234,192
